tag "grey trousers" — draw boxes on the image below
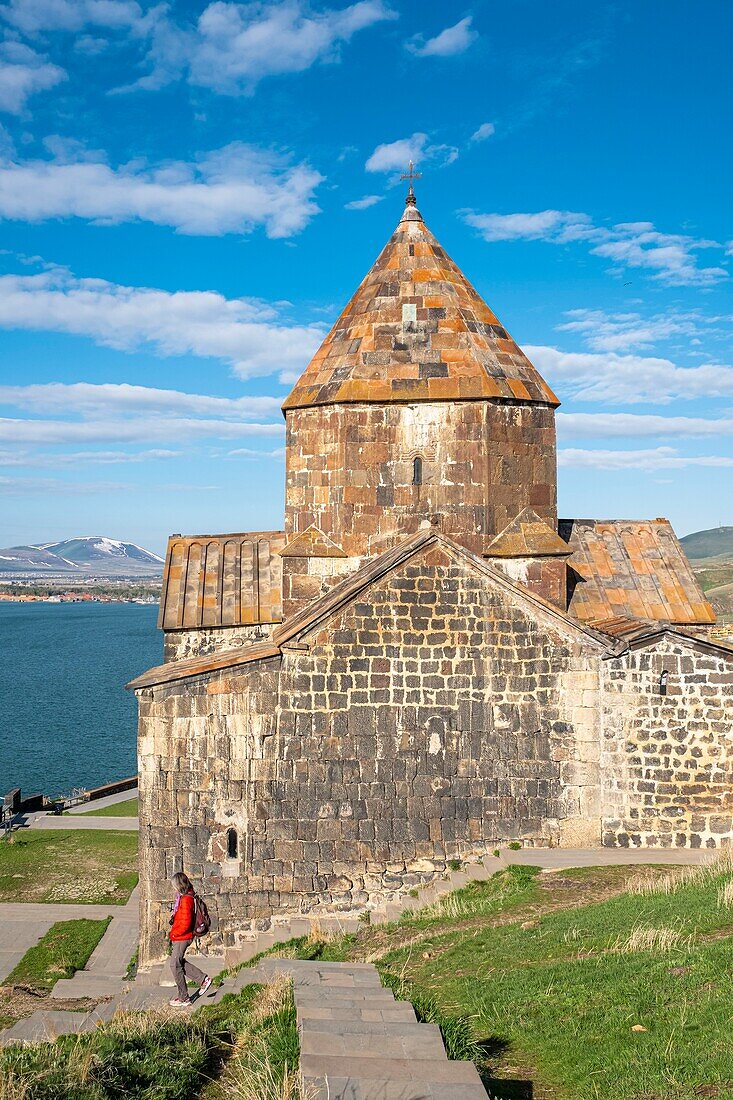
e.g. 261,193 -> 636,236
170,939 -> 206,1001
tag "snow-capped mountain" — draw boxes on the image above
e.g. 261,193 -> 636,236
0,537 -> 164,577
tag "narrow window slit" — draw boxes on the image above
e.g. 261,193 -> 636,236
227,827 -> 238,859
413,456 -> 423,486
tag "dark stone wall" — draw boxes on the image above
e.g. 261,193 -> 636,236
601,637 -> 733,848
137,545 -> 597,961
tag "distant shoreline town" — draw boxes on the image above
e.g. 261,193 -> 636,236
0,579 -> 161,605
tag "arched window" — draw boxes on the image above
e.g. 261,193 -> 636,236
226,827 -> 238,860
413,456 -> 423,486
659,670 -> 669,697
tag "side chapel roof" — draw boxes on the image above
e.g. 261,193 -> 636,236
282,198 -> 559,412
158,531 -> 285,631
130,527 -> 730,690
560,518 -> 715,626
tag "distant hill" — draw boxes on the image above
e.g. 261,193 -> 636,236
680,526 -> 733,561
0,537 -> 164,577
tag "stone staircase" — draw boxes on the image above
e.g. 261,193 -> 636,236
1,957 -> 488,1097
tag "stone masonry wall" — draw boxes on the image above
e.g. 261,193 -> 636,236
136,656 -> 280,965
137,544 -> 602,962
285,400 -> 557,561
601,636 -> 733,848
163,623 -> 277,662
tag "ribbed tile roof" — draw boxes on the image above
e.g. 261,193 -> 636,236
158,531 -> 285,630
560,519 -> 716,626
282,201 -> 559,412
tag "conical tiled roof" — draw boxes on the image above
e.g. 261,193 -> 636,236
282,199 -> 559,412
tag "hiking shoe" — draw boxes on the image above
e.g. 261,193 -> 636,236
168,997 -> 192,1008
199,975 -> 212,996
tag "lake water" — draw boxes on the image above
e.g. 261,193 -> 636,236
0,602 -> 161,798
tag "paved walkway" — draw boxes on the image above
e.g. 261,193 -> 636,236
0,888 -> 138,984
32,815 -> 138,832
68,790 -> 137,814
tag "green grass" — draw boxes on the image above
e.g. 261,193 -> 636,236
70,798 -> 139,818
257,861 -> 733,1100
0,979 -> 301,1100
378,864 -> 733,1100
0,829 -> 138,904
6,918 -> 111,991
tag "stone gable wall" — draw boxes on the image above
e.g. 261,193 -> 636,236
137,546 -> 602,962
601,637 -> 733,848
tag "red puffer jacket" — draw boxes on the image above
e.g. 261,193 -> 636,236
170,892 -> 195,942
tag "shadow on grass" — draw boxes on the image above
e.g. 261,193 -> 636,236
478,1037 -> 534,1100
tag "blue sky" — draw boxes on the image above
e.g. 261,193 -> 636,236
0,0 -> 731,553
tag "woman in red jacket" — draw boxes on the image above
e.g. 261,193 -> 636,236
168,872 -> 211,1007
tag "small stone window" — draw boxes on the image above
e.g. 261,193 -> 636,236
413,456 -> 423,486
226,827 -> 238,860
659,670 -> 669,697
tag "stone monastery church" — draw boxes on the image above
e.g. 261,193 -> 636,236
130,188 -> 733,963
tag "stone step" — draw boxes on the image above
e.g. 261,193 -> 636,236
298,1018 -> 443,1039
86,916 -> 138,978
258,958 -> 375,974
447,870 -> 471,889
50,974 -> 126,999
306,1081 -> 487,1100
298,1003 -> 416,1024
300,1027 -> 447,1061
133,965 -> 164,987
157,953 -> 222,986
0,1010 -> 92,1046
295,988 -> 396,1004
300,1054 -> 483,1085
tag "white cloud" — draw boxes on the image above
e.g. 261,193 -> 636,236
557,412 -> 733,439
365,131 -> 458,174
0,266 -> 324,381
127,0 -> 397,95
227,446 -> 286,460
0,383 -> 283,419
556,308 -> 718,354
3,0 -> 143,34
0,474 -> 212,494
470,121 -> 495,142
462,208 -> 728,287
344,194 -> 383,210
406,15 -> 477,58
527,345 -> 733,405
0,41 -> 66,113
0,142 -> 324,237
0,417 -> 284,444
0,447 -> 179,467
558,446 -> 733,471
464,209 -> 592,242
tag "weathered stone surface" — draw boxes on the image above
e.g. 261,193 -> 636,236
132,194 -> 732,968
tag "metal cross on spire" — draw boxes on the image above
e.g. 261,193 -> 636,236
400,160 -> 422,206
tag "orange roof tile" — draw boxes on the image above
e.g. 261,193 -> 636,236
560,519 -> 716,626
158,531 -> 285,630
282,201 -> 559,412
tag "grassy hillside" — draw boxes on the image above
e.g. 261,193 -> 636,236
681,525 -> 733,560
264,858 -> 733,1100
